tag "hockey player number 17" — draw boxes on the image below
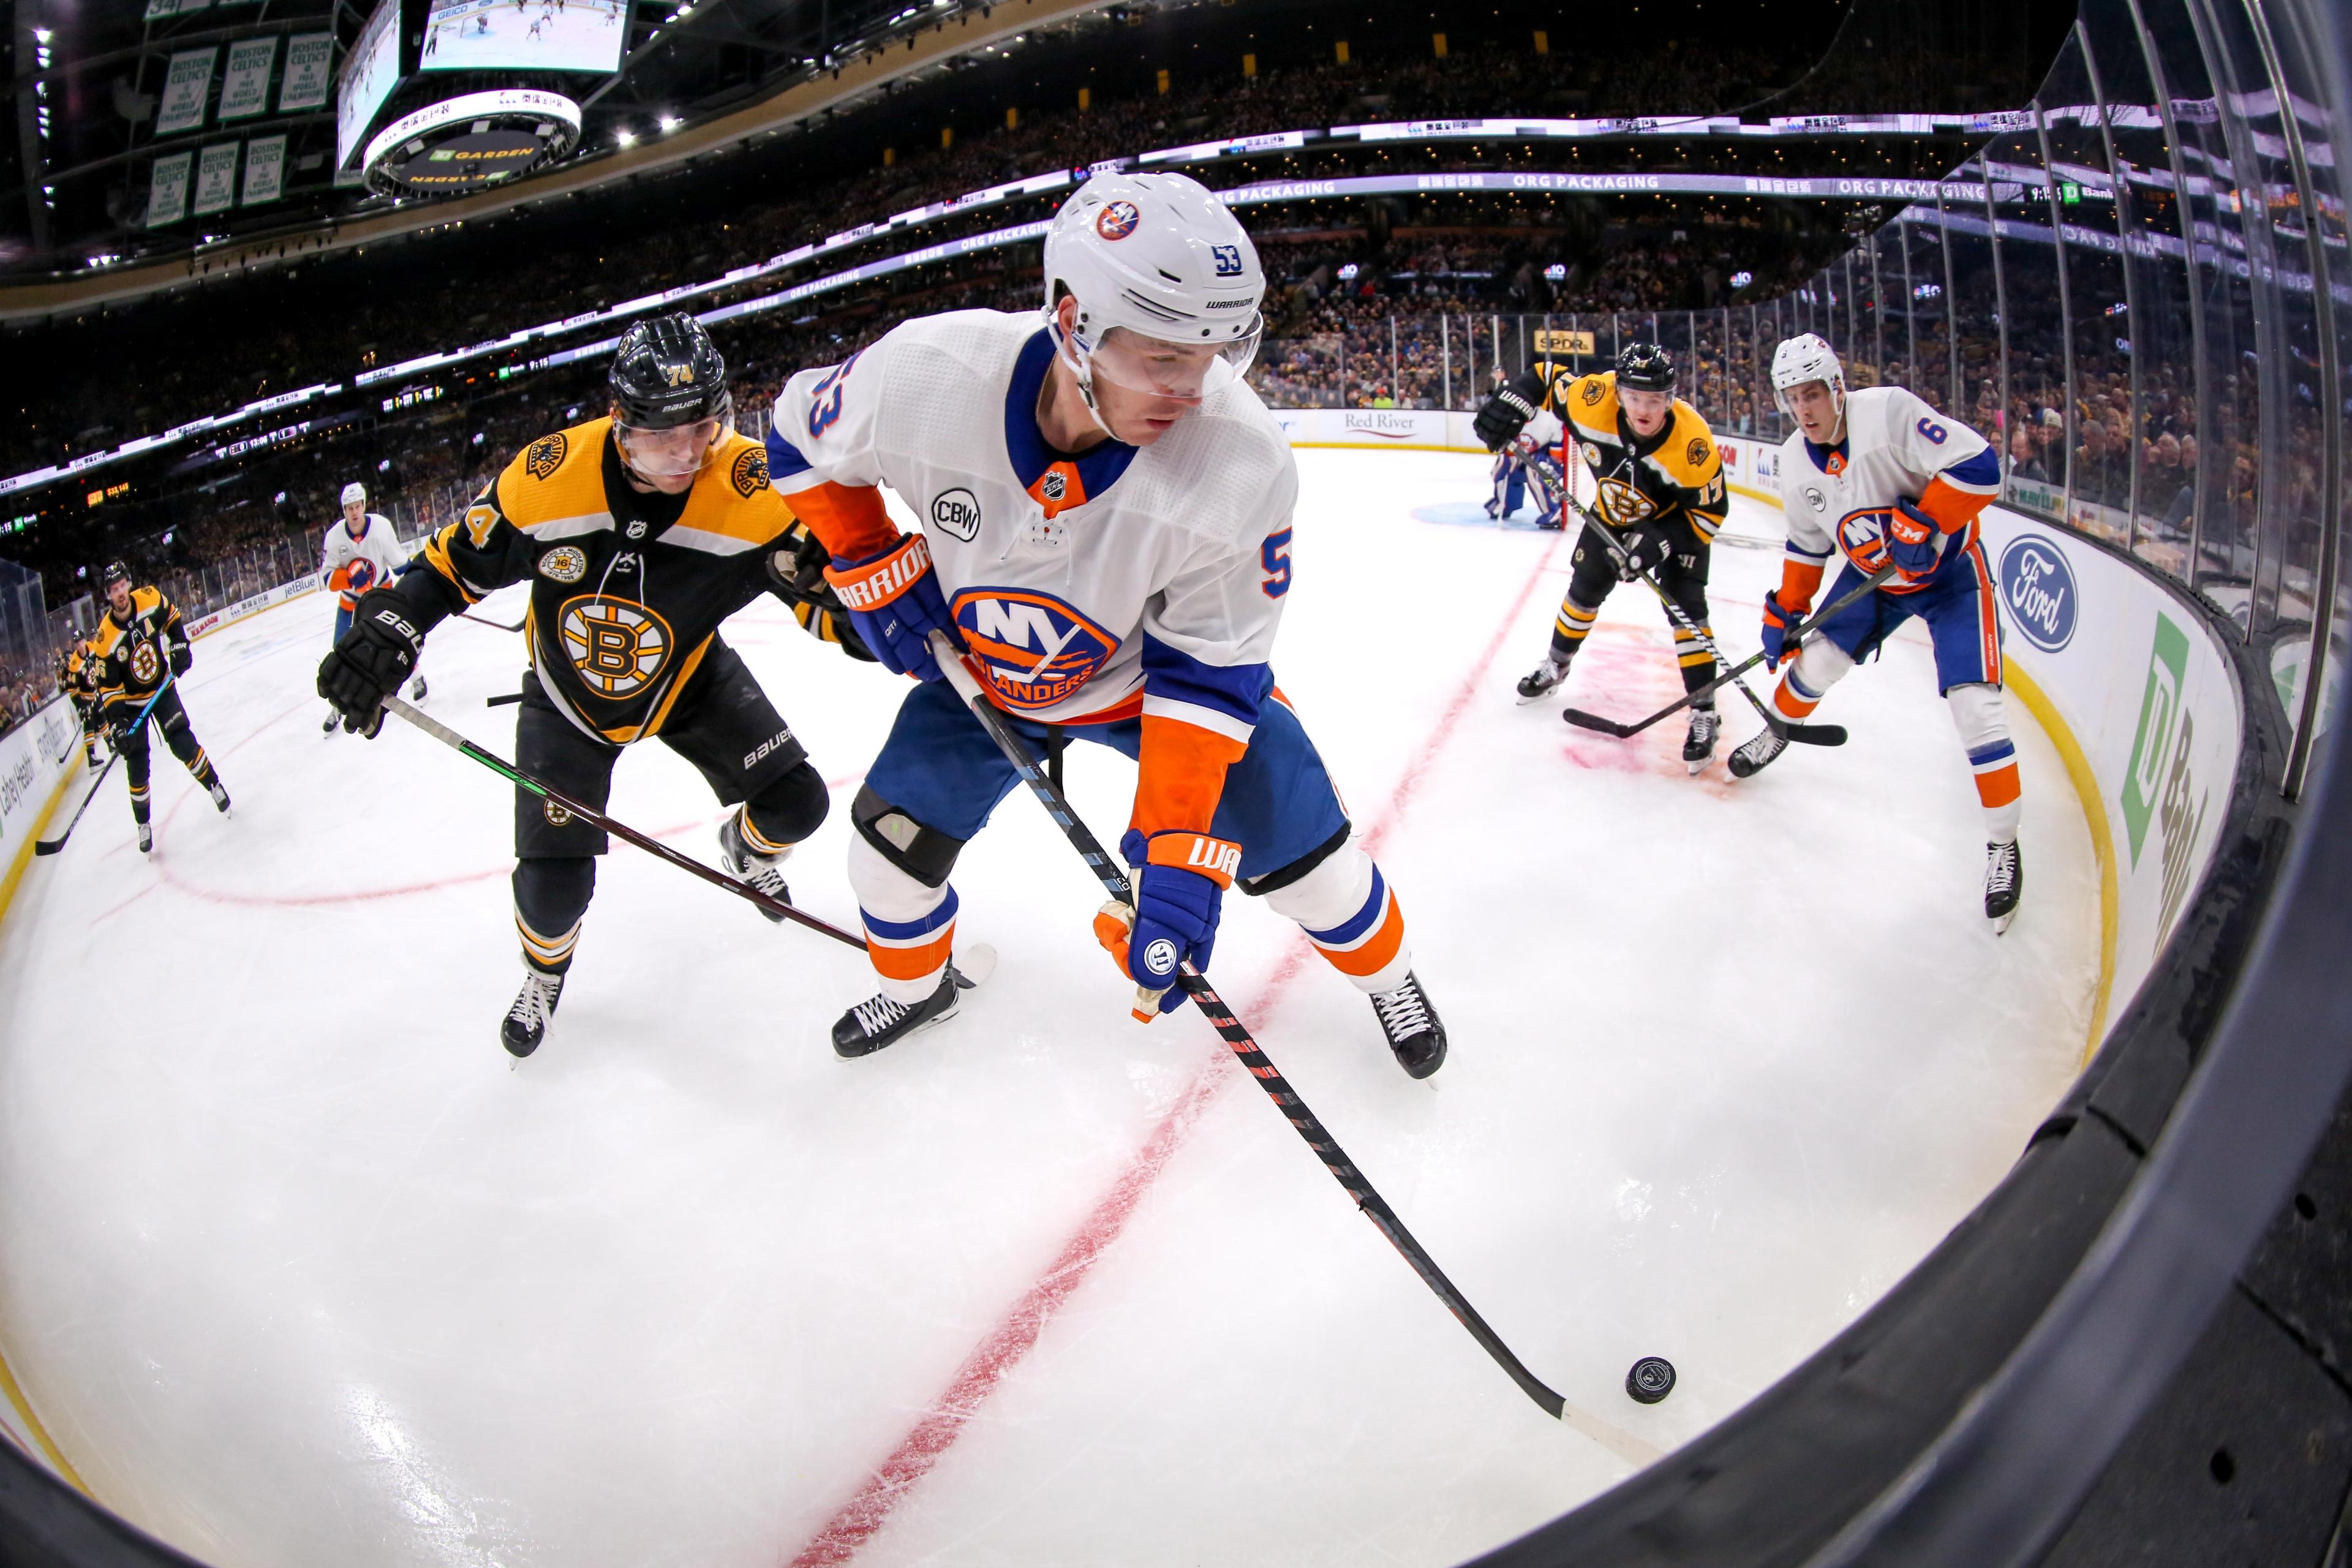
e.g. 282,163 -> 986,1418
1261,529 -> 1292,598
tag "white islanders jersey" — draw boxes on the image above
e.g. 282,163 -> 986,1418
1776,385 -> 2000,592
320,513 -> 409,609
766,309 -> 1297,739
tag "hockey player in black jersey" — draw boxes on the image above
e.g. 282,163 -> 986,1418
88,561 -> 231,851
1476,344 -> 1732,772
317,314 -> 873,1057
56,641 -> 104,769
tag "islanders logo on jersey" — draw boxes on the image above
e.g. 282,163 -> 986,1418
951,588 -> 1119,712
344,558 -> 382,595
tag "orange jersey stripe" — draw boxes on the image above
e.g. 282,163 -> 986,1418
788,480 -> 899,560
1131,712 -> 1248,842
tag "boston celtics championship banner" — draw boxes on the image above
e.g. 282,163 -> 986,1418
154,48 -> 217,136
219,37 -> 278,122
145,151 -> 195,227
278,34 -> 335,112
240,134 -> 287,205
192,143 -> 241,216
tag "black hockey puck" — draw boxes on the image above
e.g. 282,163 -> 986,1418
1626,1356 -> 1676,1404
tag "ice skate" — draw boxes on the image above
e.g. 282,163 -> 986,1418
832,973 -> 960,1059
1515,655 -> 1570,704
1683,707 -> 1720,774
1370,971 -> 1447,1079
1985,839 -> 2023,934
206,777 -> 231,814
409,674 -> 429,702
322,709 -> 341,736
1727,726 -> 1787,779
501,970 -> 564,1058
716,810 -> 791,922
135,820 -> 152,855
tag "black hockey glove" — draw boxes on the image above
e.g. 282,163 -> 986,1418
1472,371 -> 1548,452
1617,521 -> 1675,582
167,639 -> 192,677
766,529 -> 878,662
317,587 -> 424,738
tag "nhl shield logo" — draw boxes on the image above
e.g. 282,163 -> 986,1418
1041,471 -> 1067,502
951,588 -> 1119,711
1095,200 -> 1141,241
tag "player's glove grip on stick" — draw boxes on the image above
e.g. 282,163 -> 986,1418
1093,829 -> 1235,1020
1760,589 -> 1806,673
1472,385 -> 1541,452
1618,521 -> 1675,581
823,533 -> 957,682
316,589 -> 423,738
1887,497 -> 1950,582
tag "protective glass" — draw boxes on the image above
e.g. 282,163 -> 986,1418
1080,318 -> 1264,400
614,415 -> 726,479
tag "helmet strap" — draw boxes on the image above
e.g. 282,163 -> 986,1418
1047,314 -> 1121,443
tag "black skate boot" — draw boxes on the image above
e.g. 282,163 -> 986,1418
135,819 -> 153,854
322,706 -> 342,736
716,810 -> 791,923
1370,971 -> 1447,1079
207,777 -> 232,814
1984,839 -> 2023,934
832,973 -> 960,1059
1683,707 -> 1721,774
502,970 -> 564,1057
409,674 -> 429,702
1727,726 -> 1788,779
1516,655 -> 1571,704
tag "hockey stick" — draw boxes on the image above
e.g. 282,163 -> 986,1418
35,673 -> 178,856
1562,561 -> 1899,740
1562,501 -> 1845,748
378,695 -> 990,986
458,610 -> 526,633
925,631 -> 1572,1422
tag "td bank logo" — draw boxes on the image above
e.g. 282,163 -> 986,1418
2120,612 -> 2211,941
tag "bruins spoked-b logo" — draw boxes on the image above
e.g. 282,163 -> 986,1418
557,595 -> 673,699
526,432 -> 568,480
1596,477 -> 1660,526
129,641 -> 161,685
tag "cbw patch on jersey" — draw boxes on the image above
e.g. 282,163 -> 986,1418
951,588 -> 1120,712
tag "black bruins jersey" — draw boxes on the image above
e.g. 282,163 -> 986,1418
1529,363 -> 1728,543
393,417 -> 856,744
88,587 -> 184,715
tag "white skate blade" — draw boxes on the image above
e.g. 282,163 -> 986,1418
949,942 -> 997,989
1989,910 -> 2016,937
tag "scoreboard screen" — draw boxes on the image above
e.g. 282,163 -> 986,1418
421,0 -> 630,75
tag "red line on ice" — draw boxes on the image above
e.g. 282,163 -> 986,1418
784,531 -> 1566,1567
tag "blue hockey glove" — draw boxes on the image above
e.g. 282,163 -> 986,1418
1887,497 -> 1950,582
1093,829 -> 1235,1020
1761,590 -> 1805,672
823,533 -> 957,681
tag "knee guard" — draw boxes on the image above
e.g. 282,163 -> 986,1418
850,784 -> 967,890
742,760 -> 830,850
513,856 -> 596,976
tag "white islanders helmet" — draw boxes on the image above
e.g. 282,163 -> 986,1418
1041,171 -> 1265,421
1771,333 -> 1846,424
340,481 -> 368,508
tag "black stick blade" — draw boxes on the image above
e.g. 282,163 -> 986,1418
1561,707 -> 1634,738
1784,722 -> 1849,747
32,839 -> 65,856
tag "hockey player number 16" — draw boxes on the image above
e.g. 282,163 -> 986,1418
1261,529 -> 1293,598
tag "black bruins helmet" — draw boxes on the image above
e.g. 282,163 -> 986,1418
609,313 -> 731,430
100,560 -> 132,590
1614,342 -> 1678,394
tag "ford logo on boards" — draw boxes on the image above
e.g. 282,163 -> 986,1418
1998,533 -> 2078,653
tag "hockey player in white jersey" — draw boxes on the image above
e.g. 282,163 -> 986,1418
1732,334 -> 2023,930
319,482 -> 424,732
766,170 -> 1447,1074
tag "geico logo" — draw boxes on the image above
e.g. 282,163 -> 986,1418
557,595 -> 673,698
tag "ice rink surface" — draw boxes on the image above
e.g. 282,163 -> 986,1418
0,448 -> 2098,1568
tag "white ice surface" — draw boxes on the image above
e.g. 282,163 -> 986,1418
0,449 -> 2097,1568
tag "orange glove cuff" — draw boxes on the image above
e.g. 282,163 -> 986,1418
823,533 -> 929,612
1145,831 -> 1242,889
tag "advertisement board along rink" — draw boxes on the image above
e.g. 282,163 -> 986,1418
0,447 -> 2098,1567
